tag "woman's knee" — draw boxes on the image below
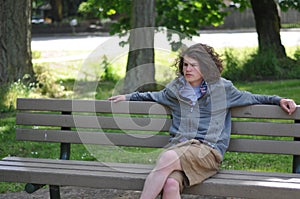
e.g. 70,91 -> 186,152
157,150 -> 179,166
163,177 -> 180,194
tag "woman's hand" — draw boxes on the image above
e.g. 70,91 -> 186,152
280,98 -> 297,115
108,95 -> 126,103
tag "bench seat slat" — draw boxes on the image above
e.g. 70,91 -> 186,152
16,129 -> 170,147
0,159 -> 152,174
4,157 -> 300,179
1,157 -> 300,199
185,178 -> 300,199
3,157 -> 154,170
1,157 -> 300,182
3,159 -> 300,183
17,98 -> 171,115
16,113 -> 171,131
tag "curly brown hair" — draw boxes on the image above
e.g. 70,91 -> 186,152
175,43 -> 224,83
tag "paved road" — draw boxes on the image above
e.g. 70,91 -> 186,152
32,29 -> 300,52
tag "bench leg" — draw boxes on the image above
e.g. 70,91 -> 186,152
25,183 -> 45,193
49,185 -> 61,199
293,155 -> 300,173
294,121 -> 300,173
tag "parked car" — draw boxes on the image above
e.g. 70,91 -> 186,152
32,16 -> 44,24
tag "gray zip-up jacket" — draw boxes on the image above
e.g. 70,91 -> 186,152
125,77 -> 282,158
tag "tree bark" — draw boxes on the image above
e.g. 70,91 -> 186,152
64,0 -> 84,16
250,0 -> 287,58
123,0 -> 156,93
50,0 -> 63,22
0,0 -> 34,84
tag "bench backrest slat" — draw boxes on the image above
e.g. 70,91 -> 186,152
231,105 -> 300,120
16,129 -> 170,147
16,98 -> 300,155
232,121 -> 300,137
228,139 -> 300,155
17,98 -> 171,114
16,113 -> 171,131
16,128 -> 300,155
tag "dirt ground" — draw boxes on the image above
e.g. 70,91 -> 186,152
0,187 -> 226,199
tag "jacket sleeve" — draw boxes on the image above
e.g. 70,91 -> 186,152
226,81 -> 282,108
125,89 -> 170,104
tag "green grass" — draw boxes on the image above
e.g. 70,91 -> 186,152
235,79 -> 300,103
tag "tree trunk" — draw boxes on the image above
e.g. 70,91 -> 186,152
123,0 -> 156,93
0,0 -> 34,84
250,0 -> 287,58
64,0 -> 84,17
50,0 -> 63,22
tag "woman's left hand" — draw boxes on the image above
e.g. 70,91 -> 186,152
280,98 -> 297,115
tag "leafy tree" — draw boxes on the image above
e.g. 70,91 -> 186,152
79,0 -> 299,87
233,0 -> 300,59
79,0 -> 227,92
82,0 -> 227,41
278,0 -> 300,11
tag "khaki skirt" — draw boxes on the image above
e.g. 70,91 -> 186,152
167,139 -> 222,191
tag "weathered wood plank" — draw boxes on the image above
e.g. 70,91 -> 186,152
231,121 -> 300,137
2,158 -> 300,183
16,129 -> 170,147
0,160 -> 151,174
2,157 -> 154,170
231,104 -> 300,120
17,98 -> 171,115
0,165 -> 147,190
17,98 -> 300,119
185,178 -> 300,199
16,129 -> 300,154
228,139 -> 300,155
5,157 -> 300,180
16,113 -> 171,131
1,157 -> 300,199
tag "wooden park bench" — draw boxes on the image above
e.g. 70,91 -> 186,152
1,98 -> 300,199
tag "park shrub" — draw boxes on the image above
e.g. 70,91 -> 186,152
34,65 -> 66,98
222,48 -> 300,81
32,50 -> 41,59
100,56 -> 120,82
241,49 -> 283,80
221,48 -> 244,81
0,79 -> 33,112
294,48 -> 300,60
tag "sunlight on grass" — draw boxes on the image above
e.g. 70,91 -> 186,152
0,125 -> 9,132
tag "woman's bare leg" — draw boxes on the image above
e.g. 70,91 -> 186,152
140,150 -> 182,199
162,177 -> 181,199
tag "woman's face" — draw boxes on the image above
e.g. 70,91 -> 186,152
182,56 -> 203,87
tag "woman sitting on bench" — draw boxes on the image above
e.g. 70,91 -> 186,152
109,43 -> 297,199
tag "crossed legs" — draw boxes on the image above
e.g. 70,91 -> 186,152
140,150 -> 182,199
